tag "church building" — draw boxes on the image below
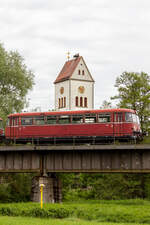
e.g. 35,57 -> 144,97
54,54 -> 94,111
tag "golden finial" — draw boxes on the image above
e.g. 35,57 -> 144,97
67,52 -> 70,61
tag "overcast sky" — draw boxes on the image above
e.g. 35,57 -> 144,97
0,0 -> 150,111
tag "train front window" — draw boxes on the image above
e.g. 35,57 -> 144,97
125,113 -> 133,122
34,116 -> 45,125
47,116 -> 57,124
136,115 -> 140,124
21,117 -> 33,125
72,115 -> 83,124
85,114 -> 96,123
98,114 -> 110,123
132,114 -> 137,123
132,114 -> 140,124
59,115 -> 70,124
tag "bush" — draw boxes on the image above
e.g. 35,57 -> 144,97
0,207 -> 18,216
48,207 -> 71,218
22,208 -> 48,218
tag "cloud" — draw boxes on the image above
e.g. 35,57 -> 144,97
0,0 -> 150,111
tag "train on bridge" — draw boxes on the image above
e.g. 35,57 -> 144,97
0,108 -> 142,144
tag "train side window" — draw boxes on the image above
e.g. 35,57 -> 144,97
98,114 -> 110,123
72,115 -> 83,124
12,117 -> 19,126
58,115 -> 70,124
7,118 -> 10,126
34,116 -> 45,125
116,113 -> 123,122
125,113 -> 133,122
85,114 -> 96,123
16,117 -> 19,125
21,117 -> 33,125
9,118 -> 14,126
47,116 -> 57,124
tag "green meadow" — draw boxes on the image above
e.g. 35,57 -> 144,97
0,216 -> 150,225
0,199 -> 150,224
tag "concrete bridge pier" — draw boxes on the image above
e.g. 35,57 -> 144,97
31,173 -> 62,203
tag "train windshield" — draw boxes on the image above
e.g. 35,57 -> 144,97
125,112 -> 140,124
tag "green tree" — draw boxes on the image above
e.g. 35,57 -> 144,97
111,71 -> 150,130
0,173 -> 34,202
0,43 -> 34,120
100,100 -> 112,109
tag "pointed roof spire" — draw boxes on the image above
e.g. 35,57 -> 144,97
54,55 -> 82,84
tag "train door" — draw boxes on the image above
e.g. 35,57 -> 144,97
113,112 -> 123,137
10,117 -> 19,141
9,117 -> 13,140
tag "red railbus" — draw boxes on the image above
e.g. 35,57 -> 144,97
5,109 -> 142,144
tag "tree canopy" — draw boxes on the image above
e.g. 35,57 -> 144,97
0,43 -> 34,120
111,71 -> 150,130
100,100 -> 112,109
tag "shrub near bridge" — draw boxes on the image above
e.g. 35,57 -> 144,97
0,204 -> 72,219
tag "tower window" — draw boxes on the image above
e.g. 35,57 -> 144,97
84,97 -> 87,107
61,98 -> 63,108
80,97 -> 83,107
59,98 -> 60,108
64,97 -> 66,108
75,96 -> 78,107
82,70 -> 84,75
78,70 -> 80,75
59,97 -> 66,108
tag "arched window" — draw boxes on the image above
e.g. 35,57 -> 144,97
84,97 -> 87,107
82,70 -> 84,75
75,96 -> 78,107
59,98 -> 60,108
61,98 -> 63,108
80,97 -> 83,107
64,97 -> 66,108
78,70 -> 80,75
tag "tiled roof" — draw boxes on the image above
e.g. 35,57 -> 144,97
54,56 -> 82,84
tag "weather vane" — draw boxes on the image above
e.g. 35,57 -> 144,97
67,52 -> 70,61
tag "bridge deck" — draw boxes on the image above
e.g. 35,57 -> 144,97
0,144 -> 150,173
0,144 -> 149,151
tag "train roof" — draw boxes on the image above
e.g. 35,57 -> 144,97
8,108 -> 136,117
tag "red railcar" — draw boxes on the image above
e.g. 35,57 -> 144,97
5,109 -> 142,143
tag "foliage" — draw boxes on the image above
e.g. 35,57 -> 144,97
0,173 -> 34,202
1,172 -> 150,204
0,43 -> 34,121
100,100 -> 112,109
111,71 -> 150,130
60,173 -> 147,201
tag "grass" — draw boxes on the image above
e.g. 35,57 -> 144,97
142,135 -> 150,144
0,199 -> 150,223
0,216 -> 150,225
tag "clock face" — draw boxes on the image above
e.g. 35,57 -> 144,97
60,87 -> 64,94
78,86 -> 85,94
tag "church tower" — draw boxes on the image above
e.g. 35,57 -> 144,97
54,54 -> 94,111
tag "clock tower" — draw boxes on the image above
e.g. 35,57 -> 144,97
54,54 -> 94,111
